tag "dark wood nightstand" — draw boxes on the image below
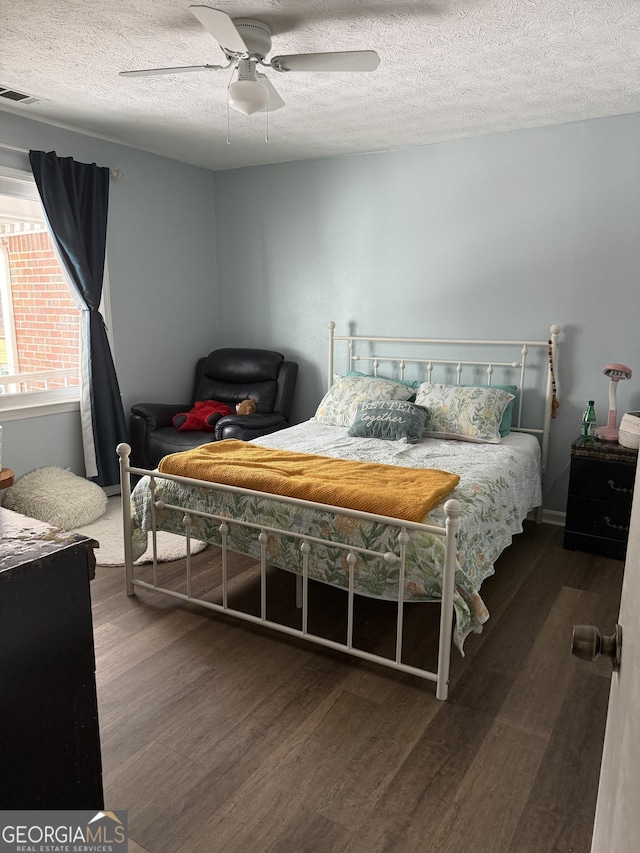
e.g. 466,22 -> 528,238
563,436 -> 638,560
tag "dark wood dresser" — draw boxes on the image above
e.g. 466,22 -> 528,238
563,436 -> 639,560
0,508 -> 104,808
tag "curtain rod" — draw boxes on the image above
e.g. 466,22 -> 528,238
0,141 -> 123,179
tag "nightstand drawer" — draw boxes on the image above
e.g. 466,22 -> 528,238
565,496 -> 632,542
567,457 -> 635,504
562,530 -> 628,561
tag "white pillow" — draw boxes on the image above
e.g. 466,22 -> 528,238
414,382 -> 514,444
4,466 -> 107,529
313,375 -> 414,427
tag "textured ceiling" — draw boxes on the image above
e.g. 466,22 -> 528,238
1,1 -> 639,171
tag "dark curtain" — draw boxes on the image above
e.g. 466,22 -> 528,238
29,149 -> 127,486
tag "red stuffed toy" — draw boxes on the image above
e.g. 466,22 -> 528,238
172,400 -> 233,431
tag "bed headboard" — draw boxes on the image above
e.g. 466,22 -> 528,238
327,321 -> 561,488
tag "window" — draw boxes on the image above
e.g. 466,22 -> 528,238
0,166 -> 80,418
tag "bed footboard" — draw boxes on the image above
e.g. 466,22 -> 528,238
117,442 -> 462,700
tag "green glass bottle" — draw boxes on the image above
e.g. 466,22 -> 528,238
582,400 -> 597,443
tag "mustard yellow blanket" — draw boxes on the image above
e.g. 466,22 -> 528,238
158,440 -> 460,523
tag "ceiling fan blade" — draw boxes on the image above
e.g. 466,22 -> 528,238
257,74 -> 285,111
189,5 -> 248,54
270,50 -> 380,73
120,64 -> 223,77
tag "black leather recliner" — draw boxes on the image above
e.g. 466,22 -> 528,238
129,348 -> 298,470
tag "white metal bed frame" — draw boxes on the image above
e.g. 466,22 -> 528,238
118,322 -> 560,700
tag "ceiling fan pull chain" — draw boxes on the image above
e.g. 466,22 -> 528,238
265,98 -> 269,142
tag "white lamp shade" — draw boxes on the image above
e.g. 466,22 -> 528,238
228,80 -> 269,115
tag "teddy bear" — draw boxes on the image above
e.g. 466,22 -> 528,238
172,399 -> 233,431
235,397 -> 257,415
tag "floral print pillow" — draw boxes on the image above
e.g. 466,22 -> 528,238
313,375 -> 414,427
414,382 -> 514,443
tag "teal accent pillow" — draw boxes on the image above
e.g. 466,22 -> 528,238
348,400 -> 429,443
347,369 -> 421,392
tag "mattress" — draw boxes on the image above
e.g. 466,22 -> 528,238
129,422 -> 542,649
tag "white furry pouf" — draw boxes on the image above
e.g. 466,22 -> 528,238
3,466 -> 108,529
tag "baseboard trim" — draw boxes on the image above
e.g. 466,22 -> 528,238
529,508 -> 566,527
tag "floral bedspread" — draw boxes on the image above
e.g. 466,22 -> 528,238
128,422 -> 542,649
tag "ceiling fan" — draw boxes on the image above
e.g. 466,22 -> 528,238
120,5 -> 380,116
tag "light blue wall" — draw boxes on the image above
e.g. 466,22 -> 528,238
214,114 -> 640,512
2,110 -> 640,512
0,111 -> 218,480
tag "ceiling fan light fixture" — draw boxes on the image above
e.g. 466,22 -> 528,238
121,8 -> 379,120
228,79 -> 268,115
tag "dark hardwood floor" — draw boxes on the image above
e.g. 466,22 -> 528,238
90,521 -> 624,853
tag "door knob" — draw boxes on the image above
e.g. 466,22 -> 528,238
572,624 -> 622,671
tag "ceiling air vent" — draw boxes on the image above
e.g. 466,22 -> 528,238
0,86 -> 41,105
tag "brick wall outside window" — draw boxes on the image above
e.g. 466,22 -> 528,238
1,229 -> 79,389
